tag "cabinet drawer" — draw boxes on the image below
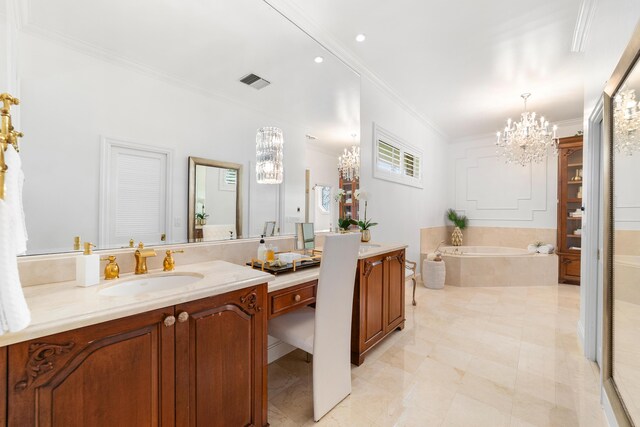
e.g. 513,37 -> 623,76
269,280 -> 317,319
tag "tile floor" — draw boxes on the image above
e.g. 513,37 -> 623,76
267,283 -> 607,426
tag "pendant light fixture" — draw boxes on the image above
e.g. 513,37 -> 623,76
496,93 -> 558,166
256,127 -> 283,184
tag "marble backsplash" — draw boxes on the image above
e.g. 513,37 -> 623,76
421,226 -> 557,253
18,236 -> 297,288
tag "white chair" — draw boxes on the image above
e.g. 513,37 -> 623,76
268,233 -> 361,422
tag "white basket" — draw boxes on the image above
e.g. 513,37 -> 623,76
423,259 -> 445,289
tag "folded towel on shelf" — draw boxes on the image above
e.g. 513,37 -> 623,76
0,145 -> 31,334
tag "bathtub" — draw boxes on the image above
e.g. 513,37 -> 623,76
437,246 -> 558,287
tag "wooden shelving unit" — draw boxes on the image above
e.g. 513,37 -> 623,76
338,177 -> 359,223
557,135 -> 583,285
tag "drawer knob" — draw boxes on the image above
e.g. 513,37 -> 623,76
294,294 -> 301,302
178,311 -> 189,323
164,315 -> 176,327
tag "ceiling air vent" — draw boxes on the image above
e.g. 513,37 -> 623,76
239,73 -> 270,90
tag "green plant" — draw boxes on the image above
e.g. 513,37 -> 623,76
338,217 -> 357,230
358,219 -> 378,230
446,208 -> 468,230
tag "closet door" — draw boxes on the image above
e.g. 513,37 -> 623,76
100,138 -> 172,248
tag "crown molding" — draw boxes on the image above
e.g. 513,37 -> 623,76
571,0 -> 598,53
263,0 -> 450,141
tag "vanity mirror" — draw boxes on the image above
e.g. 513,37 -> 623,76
603,23 -> 640,427
188,157 -> 242,242
3,0 -> 360,255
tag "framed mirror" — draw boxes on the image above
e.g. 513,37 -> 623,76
603,23 -> 640,427
263,221 -> 276,237
188,157 -> 242,242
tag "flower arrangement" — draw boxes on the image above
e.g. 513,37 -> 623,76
334,189 -> 346,203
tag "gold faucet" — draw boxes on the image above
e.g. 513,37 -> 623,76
134,242 -> 156,274
0,93 -> 23,201
163,250 -> 184,271
101,255 -> 120,280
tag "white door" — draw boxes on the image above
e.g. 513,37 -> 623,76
100,138 -> 171,248
596,119 -> 604,367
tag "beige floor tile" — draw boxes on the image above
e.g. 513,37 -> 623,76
442,393 -> 510,427
267,284 -> 607,426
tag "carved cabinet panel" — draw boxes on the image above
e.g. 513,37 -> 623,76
7,307 -> 176,426
4,284 -> 269,427
175,286 -> 267,427
351,249 -> 406,365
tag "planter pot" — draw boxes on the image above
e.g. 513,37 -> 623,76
451,226 -> 463,246
201,219 -> 207,226
361,229 -> 371,242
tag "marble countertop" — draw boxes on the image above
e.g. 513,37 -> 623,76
1,260 -> 273,347
267,242 -> 408,293
2,241 -> 407,348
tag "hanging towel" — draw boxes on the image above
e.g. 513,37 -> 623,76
0,145 -> 31,334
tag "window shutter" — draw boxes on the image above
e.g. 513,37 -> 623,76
377,140 -> 401,173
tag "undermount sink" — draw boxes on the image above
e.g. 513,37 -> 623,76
99,273 -> 205,297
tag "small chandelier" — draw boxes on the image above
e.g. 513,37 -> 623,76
496,93 -> 558,166
613,89 -> 640,155
338,145 -> 360,181
256,127 -> 283,184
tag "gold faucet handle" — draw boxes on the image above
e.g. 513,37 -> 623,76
100,256 -> 120,280
129,239 -> 135,248
163,250 -> 184,271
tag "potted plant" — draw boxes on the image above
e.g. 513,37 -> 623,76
195,207 -> 210,226
355,190 -> 378,242
338,218 -> 357,233
446,208 -> 468,246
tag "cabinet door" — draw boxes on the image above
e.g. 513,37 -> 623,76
358,256 -> 386,350
384,251 -> 406,332
8,307 -> 176,427
175,285 -> 267,427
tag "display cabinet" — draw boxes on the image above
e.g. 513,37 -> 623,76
557,135 -> 583,285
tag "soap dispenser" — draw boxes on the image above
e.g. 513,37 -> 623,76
257,235 -> 267,262
76,242 -> 100,287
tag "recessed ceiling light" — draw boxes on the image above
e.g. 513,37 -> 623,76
355,34 -> 366,42
314,56 -> 324,63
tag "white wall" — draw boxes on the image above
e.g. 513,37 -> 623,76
447,121 -> 582,229
360,77 -> 449,262
18,31 -> 307,253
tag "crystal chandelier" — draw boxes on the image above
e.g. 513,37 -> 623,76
496,93 -> 558,166
338,145 -> 360,181
256,127 -> 283,184
613,89 -> 640,155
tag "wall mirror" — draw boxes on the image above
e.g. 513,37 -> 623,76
188,157 -> 242,242
604,24 -> 640,427
3,0 -> 361,255
295,223 -> 315,252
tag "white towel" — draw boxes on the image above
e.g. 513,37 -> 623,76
538,244 -> 555,254
0,145 -> 31,334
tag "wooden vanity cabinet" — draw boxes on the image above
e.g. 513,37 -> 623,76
7,307 -> 176,426
351,249 -> 406,365
4,284 -> 268,427
175,285 -> 267,427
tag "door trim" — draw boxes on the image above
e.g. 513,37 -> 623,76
99,136 -> 173,248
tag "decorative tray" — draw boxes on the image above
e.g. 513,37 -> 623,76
246,255 -> 321,275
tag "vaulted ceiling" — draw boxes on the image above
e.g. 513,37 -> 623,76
276,0 -> 585,140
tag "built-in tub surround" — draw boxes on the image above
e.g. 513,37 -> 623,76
441,246 -> 558,287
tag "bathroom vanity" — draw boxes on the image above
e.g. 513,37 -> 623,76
0,261 -> 272,427
0,242 -> 406,425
